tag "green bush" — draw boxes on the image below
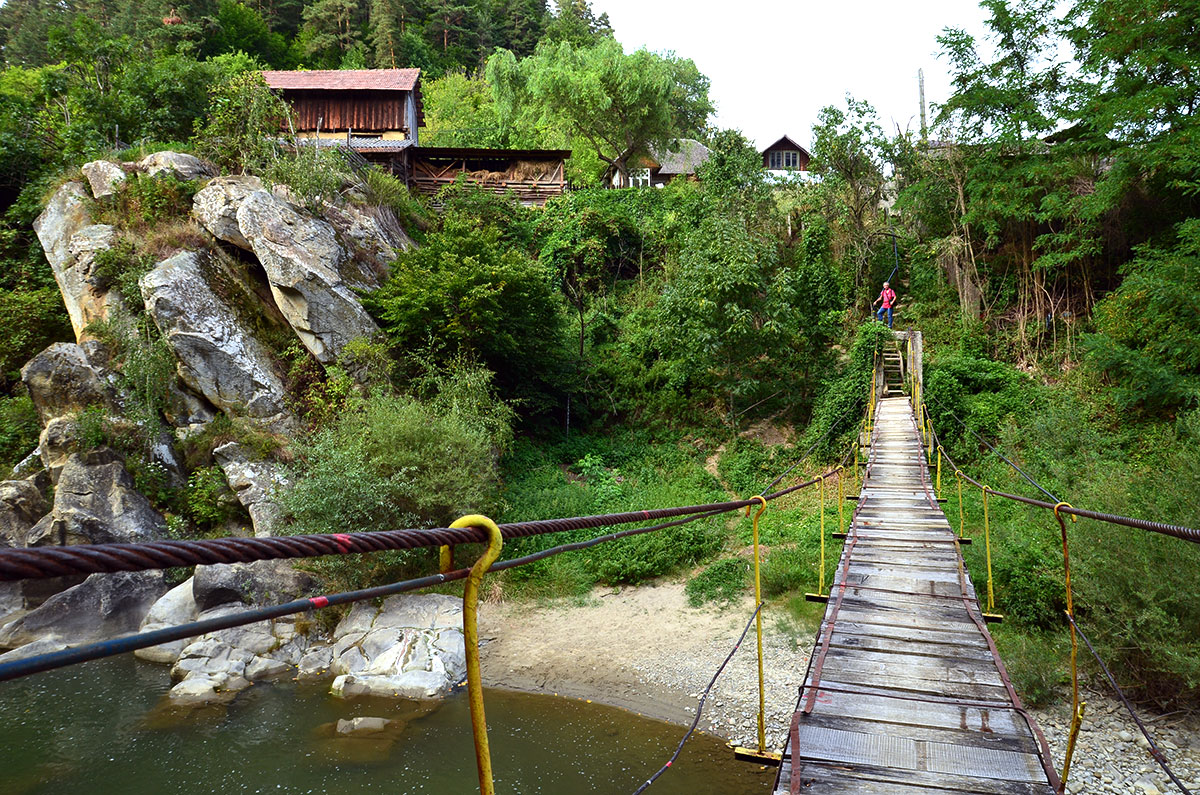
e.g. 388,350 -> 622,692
0,394 -> 40,474
91,240 -> 156,309
718,438 -> 780,497
0,288 -> 72,387
186,465 -> 240,528
686,557 -> 750,606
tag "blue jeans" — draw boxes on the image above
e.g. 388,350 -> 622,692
876,305 -> 893,327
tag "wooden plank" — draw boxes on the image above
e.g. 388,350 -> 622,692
789,761 -> 1054,794
799,688 -> 1032,737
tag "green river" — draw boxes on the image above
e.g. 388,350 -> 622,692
0,657 -> 775,793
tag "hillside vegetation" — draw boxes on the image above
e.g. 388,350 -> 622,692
0,0 -> 1196,708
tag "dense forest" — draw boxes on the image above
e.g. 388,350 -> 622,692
0,0 -> 1197,709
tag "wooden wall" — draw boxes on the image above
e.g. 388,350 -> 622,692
287,90 -> 410,133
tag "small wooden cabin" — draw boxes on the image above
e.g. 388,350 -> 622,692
762,135 -> 811,172
408,148 -> 570,206
262,69 -> 423,148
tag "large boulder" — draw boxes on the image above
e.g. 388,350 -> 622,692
21,342 -> 119,425
134,577 -> 198,664
192,176 -> 264,250
137,151 -> 215,181
328,594 -> 466,700
0,571 -> 165,650
192,560 -> 318,612
141,251 -> 288,420
37,416 -> 81,477
33,183 -> 105,340
0,480 -> 49,548
213,442 -> 286,537
81,160 -> 128,199
236,190 -> 379,364
25,449 -> 166,547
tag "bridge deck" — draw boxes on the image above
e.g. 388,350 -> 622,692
775,397 -> 1058,794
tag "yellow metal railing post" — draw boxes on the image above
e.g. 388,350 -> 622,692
439,545 -> 453,573
747,495 -> 768,754
936,447 -> 943,500
837,466 -> 845,536
1054,502 -> 1084,787
450,514 -> 504,795
982,486 -> 995,613
818,475 -> 827,595
955,471 -> 965,538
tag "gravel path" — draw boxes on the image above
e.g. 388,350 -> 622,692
479,583 -> 1200,793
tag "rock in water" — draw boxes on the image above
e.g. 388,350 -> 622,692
192,560 -> 318,612
236,190 -> 379,364
134,578 -> 199,664
140,251 -> 288,421
0,571 -> 166,650
328,594 -> 467,700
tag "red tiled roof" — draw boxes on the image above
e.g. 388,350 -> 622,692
262,69 -> 420,91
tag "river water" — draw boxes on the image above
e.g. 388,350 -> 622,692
0,657 -> 775,794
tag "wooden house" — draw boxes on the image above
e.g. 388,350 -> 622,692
261,69 -> 423,154
631,139 -> 710,187
762,135 -> 811,172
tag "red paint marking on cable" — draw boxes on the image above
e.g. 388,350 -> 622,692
309,596 -> 329,608
334,534 -> 352,553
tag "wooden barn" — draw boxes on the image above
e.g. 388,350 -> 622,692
408,147 -> 570,206
261,69 -> 423,151
762,135 -> 811,172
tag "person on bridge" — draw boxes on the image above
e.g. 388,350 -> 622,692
872,281 -> 897,328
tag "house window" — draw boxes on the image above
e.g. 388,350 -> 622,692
629,168 -> 651,187
768,150 -> 801,170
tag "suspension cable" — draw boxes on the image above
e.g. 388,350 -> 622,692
1063,613 -> 1193,795
632,602 -> 765,794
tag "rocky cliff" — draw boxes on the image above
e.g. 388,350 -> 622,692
0,152 -> 464,707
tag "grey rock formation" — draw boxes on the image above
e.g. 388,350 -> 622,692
0,571 -> 165,650
213,442 -> 286,537
37,416 -> 81,479
320,201 -> 412,289
166,605 -> 314,706
133,578 -> 198,664
141,252 -> 288,420
191,176 -> 264,250
21,342 -> 118,425
81,160 -> 127,199
236,190 -> 379,364
137,151 -> 214,181
0,480 -> 49,548
328,594 -> 466,699
192,560 -> 318,612
25,449 -> 166,547
33,183 -> 97,339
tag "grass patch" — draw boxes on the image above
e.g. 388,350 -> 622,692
685,557 -> 750,606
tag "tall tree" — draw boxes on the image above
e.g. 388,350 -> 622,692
487,37 -> 712,185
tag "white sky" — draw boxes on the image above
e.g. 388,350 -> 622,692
590,0 -> 994,149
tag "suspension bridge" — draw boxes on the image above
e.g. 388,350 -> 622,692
0,330 -> 1195,795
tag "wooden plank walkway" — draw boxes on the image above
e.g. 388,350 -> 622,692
775,397 -> 1059,794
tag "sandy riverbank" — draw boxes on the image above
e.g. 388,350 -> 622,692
478,582 -> 1200,793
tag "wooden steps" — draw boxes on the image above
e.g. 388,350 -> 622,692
774,397 -> 1057,794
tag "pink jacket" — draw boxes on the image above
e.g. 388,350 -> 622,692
878,288 -> 896,308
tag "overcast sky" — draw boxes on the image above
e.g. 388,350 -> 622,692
589,0 -> 994,150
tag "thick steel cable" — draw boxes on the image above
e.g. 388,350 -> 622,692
1064,613 -> 1193,795
0,463 -> 849,583
0,507 -> 747,683
632,602 -> 765,795
929,422 -> 1200,544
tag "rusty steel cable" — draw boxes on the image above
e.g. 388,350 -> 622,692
1063,613 -> 1193,795
0,506 -> 747,684
0,463 -> 848,583
931,428 -> 1200,545
632,601 -> 765,795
